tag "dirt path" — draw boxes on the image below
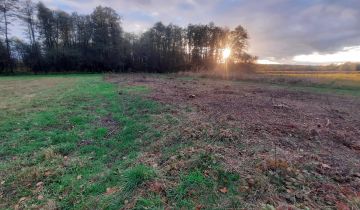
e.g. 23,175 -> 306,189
107,74 -> 360,209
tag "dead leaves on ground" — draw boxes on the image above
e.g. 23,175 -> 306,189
218,187 -> 228,194
104,187 -> 118,195
148,181 -> 165,194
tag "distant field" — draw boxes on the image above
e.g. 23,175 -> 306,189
179,70 -> 360,96
1,74 -> 360,209
258,71 -> 360,87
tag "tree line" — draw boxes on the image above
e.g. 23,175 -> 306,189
0,0 -> 256,74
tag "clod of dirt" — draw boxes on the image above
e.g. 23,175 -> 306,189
19,197 -> 28,203
196,204 -> 204,210
246,176 -> 255,188
189,94 -> 196,99
219,187 -> 228,193
36,182 -> 44,187
148,181 -> 164,194
353,173 -> 360,178
335,202 -> 350,210
77,140 -> 93,146
104,187 -> 118,195
44,171 -> 52,177
218,128 -> 238,141
309,128 -> 319,138
226,114 -> 236,121
319,163 -> 331,169
273,104 -> 290,109
44,199 -> 57,210
276,204 -> 298,210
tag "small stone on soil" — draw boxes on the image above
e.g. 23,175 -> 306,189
189,94 -> 196,99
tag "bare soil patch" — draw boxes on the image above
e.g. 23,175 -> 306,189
106,74 -> 360,209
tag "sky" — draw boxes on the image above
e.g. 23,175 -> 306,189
22,0 -> 360,64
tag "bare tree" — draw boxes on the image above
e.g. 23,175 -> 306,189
0,0 -> 19,61
18,0 -> 36,45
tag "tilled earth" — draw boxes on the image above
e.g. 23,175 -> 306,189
107,74 -> 360,209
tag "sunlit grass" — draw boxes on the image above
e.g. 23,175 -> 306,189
262,72 -> 360,88
122,165 -> 156,191
265,72 -> 360,81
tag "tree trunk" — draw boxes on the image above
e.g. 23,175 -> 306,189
3,10 -> 11,60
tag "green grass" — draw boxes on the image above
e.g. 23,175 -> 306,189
166,168 -> 243,209
0,75 -> 162,209
122,165 -> 156,192
134,196 -> 163,210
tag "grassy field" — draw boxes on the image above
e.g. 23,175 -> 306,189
260,71 -> 360,89
1,73 -> 360,209
0,75 -> 166,209
180,70 -> 360,96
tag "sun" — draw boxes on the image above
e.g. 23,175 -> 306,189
222,48 -> 231,60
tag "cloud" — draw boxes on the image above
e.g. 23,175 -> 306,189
21,0 -> 360,63
293,46 -> 360,64
257,59 -> 280,65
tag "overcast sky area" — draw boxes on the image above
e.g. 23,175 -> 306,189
17,0 -> 360,64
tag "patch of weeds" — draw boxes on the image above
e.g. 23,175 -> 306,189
134,195 -> 163,210
38,147 -> 59,161
185,106 -> 193,112
268,174 -> 287,193
69,115 -> 88,126
164,113 -> 180,125
181,170 -> 210,190
128,97 -> 160,116
50,131 -> 78,144
55,142 -> 77,155
170,170 -> 212,208
260,159 -> 302,194
122,164 -> 156,192
208,127 -> 242,143
262,204 -> 277,210
93,127 -> 108,139
217,170 -> 240,191
181,123 -> 212,141
167,151 -> 245,208
160,141 -> 194,163
33,111 -> 58,127
192,153 -> 219,171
